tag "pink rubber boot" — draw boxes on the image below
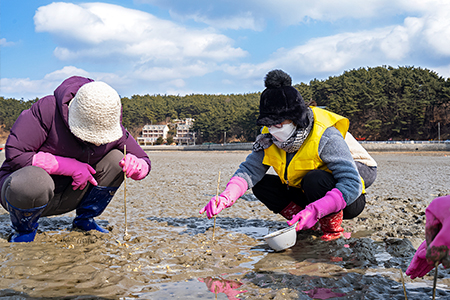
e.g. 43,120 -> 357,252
279,202 -> 303,221
319,210 -> 344,241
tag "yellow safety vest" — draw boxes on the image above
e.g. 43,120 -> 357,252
262,106 -> 349,187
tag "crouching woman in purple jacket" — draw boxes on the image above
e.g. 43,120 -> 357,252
0,76 -> 151,242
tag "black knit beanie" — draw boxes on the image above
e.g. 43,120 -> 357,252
256,69 -> 309,128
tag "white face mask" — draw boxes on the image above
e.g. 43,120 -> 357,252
268,122 -> 297,142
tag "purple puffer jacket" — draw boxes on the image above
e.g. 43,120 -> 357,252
0,76 -> 151,193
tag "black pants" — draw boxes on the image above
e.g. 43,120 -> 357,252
252,170 -> 366,219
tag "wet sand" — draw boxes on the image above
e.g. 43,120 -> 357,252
0,151 -> 450,299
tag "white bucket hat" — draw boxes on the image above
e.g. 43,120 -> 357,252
69,81 -> 123,145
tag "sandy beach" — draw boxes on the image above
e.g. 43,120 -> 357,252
0,150 -> 449,299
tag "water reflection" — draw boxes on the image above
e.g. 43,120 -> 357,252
198,276 -> 247,300
303,287 -> 346,299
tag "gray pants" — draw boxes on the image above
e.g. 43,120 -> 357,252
1,150 -> 124,217
355,162 -> 377,189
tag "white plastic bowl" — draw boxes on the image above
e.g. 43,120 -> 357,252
263,224 -> 297,251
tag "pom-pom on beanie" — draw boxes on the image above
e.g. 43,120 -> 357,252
69,81 -> 123,145
256,69 -> 309,128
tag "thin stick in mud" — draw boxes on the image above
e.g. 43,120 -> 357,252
212,171 -> 221,241
399,268 -> 408,300
432,261 -> 439,300
123,145 -> 128,239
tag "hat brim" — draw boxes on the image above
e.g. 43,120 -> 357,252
70,123 -> 123,145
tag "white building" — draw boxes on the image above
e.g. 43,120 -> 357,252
173,118 -> 195,145
137,124 -> 169,145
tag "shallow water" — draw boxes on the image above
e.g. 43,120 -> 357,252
0,151 -> 450,299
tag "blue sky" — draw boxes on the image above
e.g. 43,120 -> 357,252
1,0 -> 450,100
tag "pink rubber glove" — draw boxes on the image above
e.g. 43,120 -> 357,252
119,153 -> 149,180
32,152 -> 97,190
406,195 -> 450,279
405,240 -> 434,279
287,188 -> 347,231
425,195 -> 450,268
199,176 -> 248,219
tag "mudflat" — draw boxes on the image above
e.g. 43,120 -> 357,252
0,151 -> 449,299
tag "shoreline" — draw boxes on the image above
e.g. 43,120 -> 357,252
2,142 -> 450,159
139,141 -> 450,152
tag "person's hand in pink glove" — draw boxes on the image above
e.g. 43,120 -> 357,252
425,195 -> 450,267
199,176 -> 248,219
32,152 -> 97,190
405,240 -> 434,279
287,188 -> 347,231
119,153 -> 149,180
406,195 -> 450,279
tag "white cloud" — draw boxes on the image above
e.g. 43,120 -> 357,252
253,0 -> 394,24
0,78 -> 57,100
223,28 -> 399,80
0,67 -> 134,100
34,2 -> 247,64
5,0 -> 450,100
168,79 -> 186,88
421,7 -> 450,56
221,6 -> 450,82
31,1 -> 450,82
0,38 -> 15,47
170,10 -> 264,31
43,66 -> 90,81
431,64 -> 450,78
137,0 -> 434,28
0,66 -> 95,100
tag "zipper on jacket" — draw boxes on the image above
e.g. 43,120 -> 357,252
285,158 -> 289,190
86,145 -> 94,164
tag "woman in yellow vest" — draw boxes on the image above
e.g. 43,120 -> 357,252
200,69 -> 377,241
